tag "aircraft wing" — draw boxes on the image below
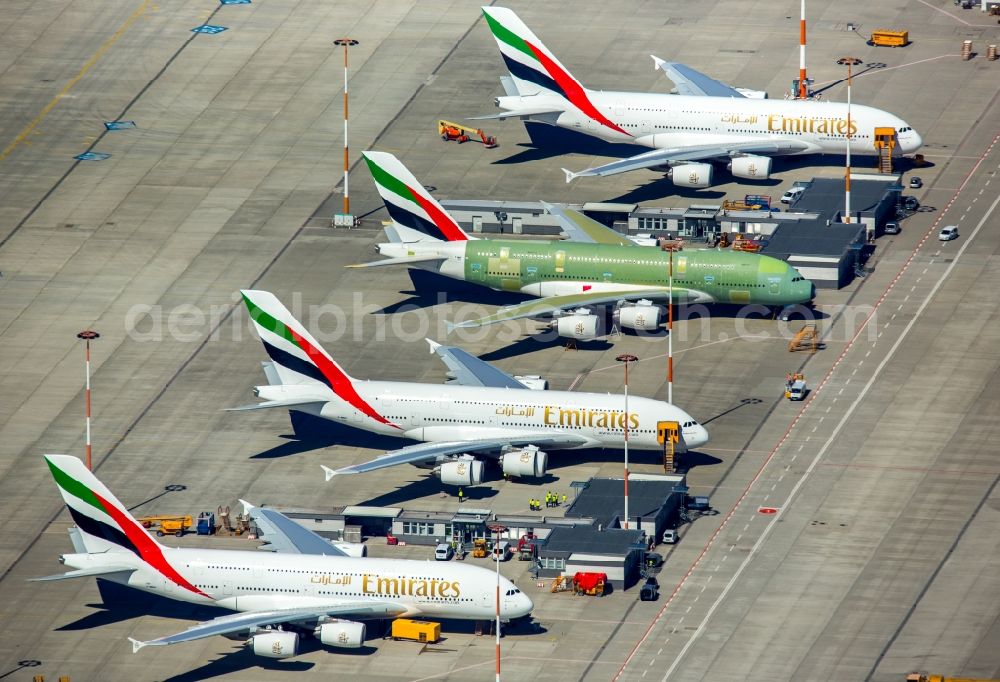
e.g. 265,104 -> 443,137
240,503 -> 350,556
541,202 -> 633,246
651,56 -> 746,98
425,339 -> 528,390
345,254 -> 446,269
446,288 -> 704,331
322,433 -> 591,478
564,138 -> 810,181
129,601 -> 405,652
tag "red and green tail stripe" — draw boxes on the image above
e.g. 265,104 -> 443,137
483,10 -> 630,138
364,156 -> 467,242
242,293 -> 400,429
46,457 -> 209,598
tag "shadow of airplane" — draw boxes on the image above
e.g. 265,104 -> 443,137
373,268 -> 531,315
57,579 -> 230,632
250,411 -> 417,460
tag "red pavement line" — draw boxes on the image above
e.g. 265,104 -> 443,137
612,133 -> 1000,680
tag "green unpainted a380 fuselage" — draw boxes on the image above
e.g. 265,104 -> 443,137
457,239 -> 814,306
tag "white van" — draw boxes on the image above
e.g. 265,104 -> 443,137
434,543 -> 453,561
492,541 -> 512,561
781,187 -> 806,204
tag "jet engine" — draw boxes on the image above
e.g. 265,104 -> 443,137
251,631 -> 299,659
500,446 -> 548,477
670,163 -> 713,188
436,458 -> 485,486
316,620 -> 366,649
329,542 -> 367,558
615,300 -> 662,332
549,311 -> 600,340
728,155 -> 772,180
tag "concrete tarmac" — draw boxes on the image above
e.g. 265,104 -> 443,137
0,1 -> 997,681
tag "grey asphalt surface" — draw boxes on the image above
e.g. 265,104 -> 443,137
0,1 -> 997,681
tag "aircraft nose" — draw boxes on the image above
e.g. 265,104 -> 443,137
911,130 -> 923,151
687,425 -> 710,448
518,592 -> 534,617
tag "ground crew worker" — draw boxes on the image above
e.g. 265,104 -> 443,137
546,490 -> 554,507
458,488 -> 464,504
561,494 -> 567,505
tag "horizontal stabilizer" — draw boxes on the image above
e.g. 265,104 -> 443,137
30,565 -> 136,582
469,106 -> 563,121
346,255 -> 446,269
226,399 -> 327,412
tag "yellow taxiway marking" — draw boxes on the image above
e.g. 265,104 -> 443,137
0,0 -> 152,163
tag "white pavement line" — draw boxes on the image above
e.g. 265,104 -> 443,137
567,373 -> 584,391
655,190 -> 1000,682
915,0 -> 978,25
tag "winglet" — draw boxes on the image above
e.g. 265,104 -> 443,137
129,637 -> 148,654
561,168 -> 578,184
238,499 -> 255,515
321,465 -> 337,482
651,54 -> 666,70
425,338 -> 442,354
444,321 -> 459,335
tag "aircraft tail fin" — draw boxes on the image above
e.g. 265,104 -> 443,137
481,6 -> 583,98
363,152 -> 470,242
240,290 -> 352,390
44,454 -> 160,556
42,455 -> 210,598
241,291 -> 401,429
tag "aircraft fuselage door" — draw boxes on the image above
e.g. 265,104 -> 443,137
554,250 -> 566,273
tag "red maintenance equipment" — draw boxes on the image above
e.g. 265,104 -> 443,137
438,120 -> 498,148
572,572 -> 607,597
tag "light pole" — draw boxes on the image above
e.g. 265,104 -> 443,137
77,330 -> 100,470
487,522 -> 508,682
616,353 -> 638,530
837,57 -> 862,224
667,249 -> 674,405
334,38 -> 358,225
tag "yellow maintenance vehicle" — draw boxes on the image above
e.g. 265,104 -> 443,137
138,515 -> 193,537
869,30 -> 909,47
391,619 -> 440,643
471,538 -> 490,558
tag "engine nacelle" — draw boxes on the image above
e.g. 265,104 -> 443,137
436,458 -> 484,486
616,301 -> 662,332
728,155 -> 773,180
251,631 -> 299,659
330,542 -> 367,557
671,163 -> 713,188
551,313 -> 600,340
500,446 -> 548,477
317,620 -> 366,649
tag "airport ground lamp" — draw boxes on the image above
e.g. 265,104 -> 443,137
76,330 -> 100,470
616,353 -> 638,530
334,38 -> 359,225
837,56 -> 862,223
487,522 -> 508,682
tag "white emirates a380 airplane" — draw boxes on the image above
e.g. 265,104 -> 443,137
480,6 -> 922,187
235,290 -> 708,484
35,455 -> 532,659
